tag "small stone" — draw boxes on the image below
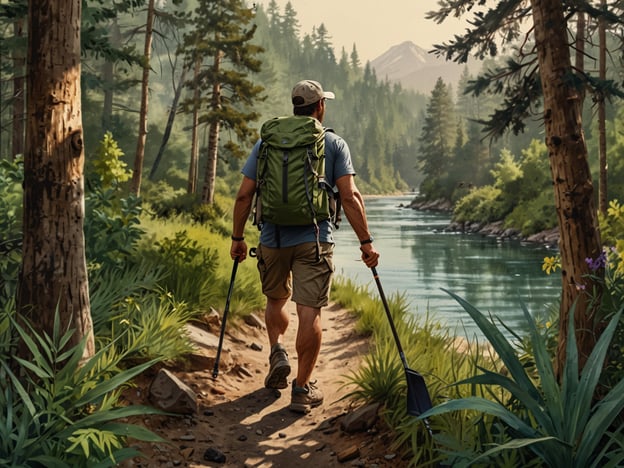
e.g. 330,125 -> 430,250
278,432 -> 287,438
235,365 -> 253,378
180,447 -> 194,459
384,453 -> 397,460
238,434 -> 248,441
250,342 -> 263,351
203,409 -> 214,416
255,429 -> 263,435
336,445 -> 359,463
179,434 -> 195,441
203,447 -> 226,463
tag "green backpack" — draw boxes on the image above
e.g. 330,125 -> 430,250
254,115 -> 338,227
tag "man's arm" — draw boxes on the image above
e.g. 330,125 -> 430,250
230,175 -> 256,262
335,174 -> 380,268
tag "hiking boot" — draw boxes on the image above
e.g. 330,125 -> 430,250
264,343 -> 291,389
289,379 -> 324,413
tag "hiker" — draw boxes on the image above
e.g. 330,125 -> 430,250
230,79 -> 380,413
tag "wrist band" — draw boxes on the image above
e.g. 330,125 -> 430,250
231,235 -> 245,241
359,237 -> 373,245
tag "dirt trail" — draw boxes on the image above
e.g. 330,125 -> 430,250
121,301 -> 402,467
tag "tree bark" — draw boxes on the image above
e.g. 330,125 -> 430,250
19,0 -> 94,359
188,57 -> 201,194
150,63 -> 187,180
530,0 -> 604,374
201,50 -> 223,205
130,0 -> 156,196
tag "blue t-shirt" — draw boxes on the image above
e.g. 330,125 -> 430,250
242,129 -> 355,248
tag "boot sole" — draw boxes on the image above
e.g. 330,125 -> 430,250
264,363 -> 291,389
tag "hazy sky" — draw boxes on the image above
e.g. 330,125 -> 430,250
258,0 -> 467,63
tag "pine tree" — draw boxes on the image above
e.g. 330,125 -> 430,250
181,0 -> 265,205
418,78 -> 456,200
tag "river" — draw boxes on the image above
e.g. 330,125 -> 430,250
332,194 -> 561,341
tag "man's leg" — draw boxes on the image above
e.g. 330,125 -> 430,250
294,303 -> 321,387
265,296 -> 289,346
264,296 -> 291,389
289,303 -> 324,413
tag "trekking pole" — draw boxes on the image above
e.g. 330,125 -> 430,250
212,257 -> 239,379
370,267 -> 433,434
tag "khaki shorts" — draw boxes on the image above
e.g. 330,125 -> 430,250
256,242 -> 334,308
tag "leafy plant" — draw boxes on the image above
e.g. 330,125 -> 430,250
89,131 -> 132,189
0,309 -> 168,466
85,187 -> 145,271
0,157 -> 24,302
333,277 -> 510,467
422,290 -> 624,468
141,230 -> 218,310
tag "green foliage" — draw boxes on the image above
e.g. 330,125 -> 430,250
140,230 -> 218,310
422,291 -> 624,468
452,140 -> 556,235
89,260 -> 165,336
332,277 -> 507,466
199,256 -> 264,323
146,187 -> 229,234
453,185 -> 506,224
505,191 -> 557,236
89,131 -> 132,189
0,309 -> 168,467
179,0 -> 264,159
418,78 -> 457,200
0,157 -> 23,302
84,185 -> 145,271
115,292 -> 196,362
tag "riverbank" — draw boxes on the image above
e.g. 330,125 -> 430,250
406,197 -> 560,248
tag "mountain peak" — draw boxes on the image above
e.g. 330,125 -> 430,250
370,41 -> 468,94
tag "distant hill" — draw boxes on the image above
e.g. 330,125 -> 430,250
370,41 -> 470,95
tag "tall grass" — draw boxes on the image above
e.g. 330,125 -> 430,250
331,276 -> 509,467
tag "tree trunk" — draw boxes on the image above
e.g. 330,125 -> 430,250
574,12 -> 585,105
150,63 -> 187,180
201,51 -> 223,205
19,0 -> 94,360
12,19 -> 25,159
598,0 -> 608,215
530,0 -> 604,374
188,58 -> 201,194
202,118 -> 220,204
130,0 -> 156,196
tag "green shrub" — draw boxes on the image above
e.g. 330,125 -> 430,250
0,158 -> 24,302
88,131 -> 132,189
140,230 -> 219,311
0,309 -> 167,466
84,182 -> 145,271
453,185 -> 508,224
423,291 -> 624,468
505,191 -> 557,236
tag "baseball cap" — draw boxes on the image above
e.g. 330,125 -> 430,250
291,80 -> 335,107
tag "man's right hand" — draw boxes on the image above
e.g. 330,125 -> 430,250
360,243 -> 379,268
